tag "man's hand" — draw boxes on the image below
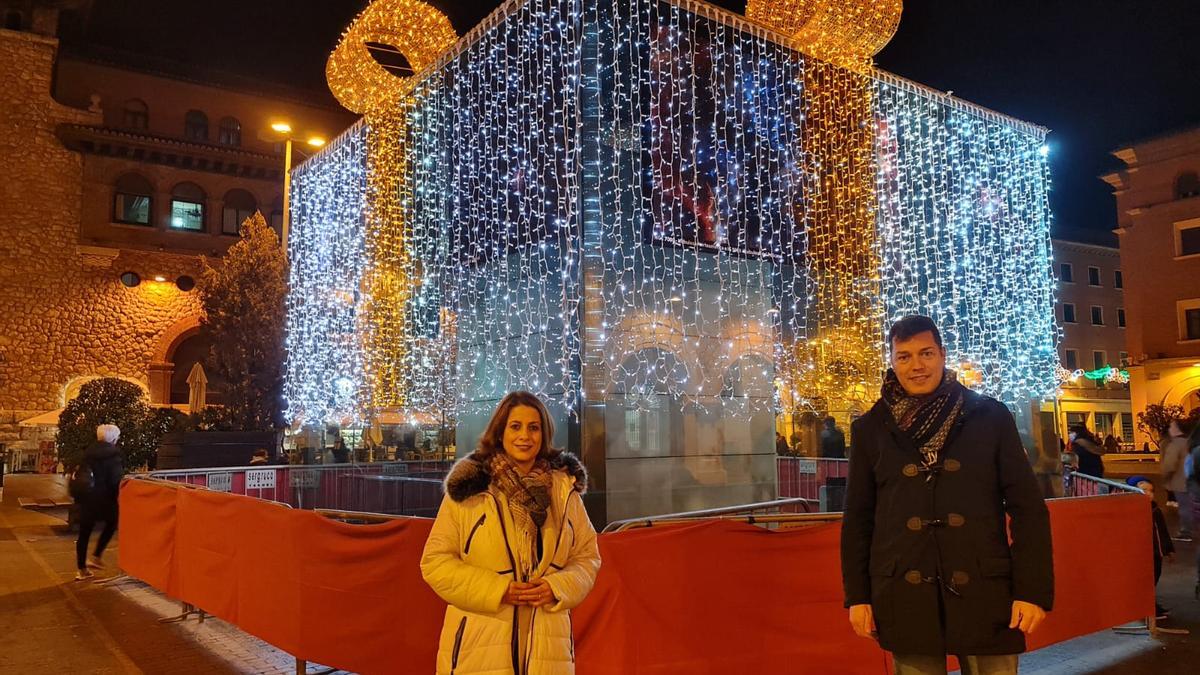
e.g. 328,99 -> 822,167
1009,600 -> 1046,634
848,603 -> 876,639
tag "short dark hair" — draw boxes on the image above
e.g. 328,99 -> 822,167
888,315 -> 942,350
824,416 -> 836,427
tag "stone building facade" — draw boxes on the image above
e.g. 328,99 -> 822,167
1103,125 -> 1200,447
0,19 -> 353,458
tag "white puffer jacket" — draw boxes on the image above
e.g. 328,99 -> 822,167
420,452 -> 600,675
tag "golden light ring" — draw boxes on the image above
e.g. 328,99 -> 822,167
326,0 -> 458,114
745,0 -> 903,68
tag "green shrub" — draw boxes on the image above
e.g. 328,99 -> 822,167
55,378 -> 181,471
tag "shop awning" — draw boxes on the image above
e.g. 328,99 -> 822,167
19,408 -> 64,427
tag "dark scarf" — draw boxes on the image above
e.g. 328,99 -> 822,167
488,453 -> 553,535
881,368 -> 966,468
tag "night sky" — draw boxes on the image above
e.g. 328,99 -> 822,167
64,0 -> 1200,236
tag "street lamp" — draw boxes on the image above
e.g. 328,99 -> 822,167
267,121 -> 326,260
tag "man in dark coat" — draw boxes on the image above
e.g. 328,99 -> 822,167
841,316 -> 1053,674
821,416 -> 847,459
75,424 -> 124,581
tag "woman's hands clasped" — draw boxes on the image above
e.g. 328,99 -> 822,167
503,579 -> 557,607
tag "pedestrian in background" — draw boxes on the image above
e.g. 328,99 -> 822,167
820,416 -> 846,459
73,424 -> 124,581
421,391 -> 600,674
842,316 -> 1053,675
1160,419 -> 1194,541
1103,434 -> 1120,456
1068,425 -> 1106,478
1126,476 -> 1174,620
1185,420 -> 1200,600
776,432 -> 791,456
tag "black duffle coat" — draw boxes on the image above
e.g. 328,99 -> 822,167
841,390 -> 1054,656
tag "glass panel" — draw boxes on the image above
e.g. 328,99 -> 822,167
222,207 -> 253,235
170,200 -> 204,231
1063,305 -> 1075,323
1092,351 -> 1105,370
1088,267 -> 1100,285
114,193 -> 150,224
1059,264 -> 1072,282
1186,308 -> 1200,340
1065,412 -> 1087,429
1094,413 -> 1114,438
1181,227 -> 1200,256
1114,270 -> 1123,288
1091,307 -> 1103,325
1064,350 -> 1078,370
1119,414 -> 1134,443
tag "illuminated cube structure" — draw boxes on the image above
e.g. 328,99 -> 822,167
285,0 -> 1057,522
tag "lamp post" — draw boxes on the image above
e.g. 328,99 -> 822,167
267,121 -> 325,260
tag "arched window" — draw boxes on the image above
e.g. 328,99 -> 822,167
218,116 -> 241,146
113,173 -> 153,225
1175,171 -> 1200,200
269,195 -> 284,236
184,110 -> 208,141
221,189 -> 257,235
122,99 -> 148,130
170,182 -> 206,231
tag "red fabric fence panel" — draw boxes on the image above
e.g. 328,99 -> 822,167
120,481 -> 1153,674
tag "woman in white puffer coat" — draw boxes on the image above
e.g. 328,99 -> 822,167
421,391 -> 600,675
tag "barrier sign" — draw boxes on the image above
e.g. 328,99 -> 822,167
245,469 -> 276,490
796,459 -> 817,474
383,462 -> 409,476
290,468 -> 320,489
206,472 -> 232,492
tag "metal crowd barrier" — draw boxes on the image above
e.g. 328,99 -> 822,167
603,497 -> 837,533
147,461 -> 452,517
776,456 -> 850,511
1060,470 -> 1144,499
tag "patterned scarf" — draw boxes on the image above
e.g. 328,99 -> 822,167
488,453 -> 554,538
881,368 -> 966,468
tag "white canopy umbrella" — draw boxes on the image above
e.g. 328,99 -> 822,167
186,362 -> 209,414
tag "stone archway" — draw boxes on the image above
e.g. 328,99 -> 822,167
147,315 -> 203,404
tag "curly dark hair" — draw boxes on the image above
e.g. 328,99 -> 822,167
475,391 -> 561,460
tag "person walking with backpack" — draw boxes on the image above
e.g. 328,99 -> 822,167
73,424 -> 124,581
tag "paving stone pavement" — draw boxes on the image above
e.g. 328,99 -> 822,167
0,502 -> 348,674
1,495 -> 1198,674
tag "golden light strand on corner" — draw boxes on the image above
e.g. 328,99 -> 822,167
745,0 -> 894,421
783,59 -> 883,424
326,0 -> 456,416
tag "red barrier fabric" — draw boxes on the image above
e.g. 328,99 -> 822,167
120,481 -> 1153,674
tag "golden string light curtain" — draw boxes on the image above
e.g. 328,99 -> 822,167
746,0 -> 901,420
326,0 -> 457,413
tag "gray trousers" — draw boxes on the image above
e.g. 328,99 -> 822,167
1176,489 -> 1194,535
893,653 -> 1019,675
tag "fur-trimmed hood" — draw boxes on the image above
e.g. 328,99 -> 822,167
444,451 -> 588,502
